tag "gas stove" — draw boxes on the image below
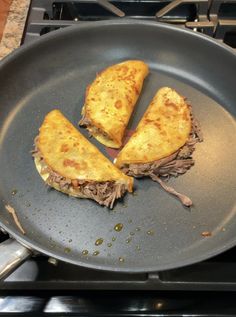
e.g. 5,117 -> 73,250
23,0 -> 236,47
1,0 -> 236,315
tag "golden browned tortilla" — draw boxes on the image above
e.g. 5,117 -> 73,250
115,87 -> 192,167
33,110 -> 133,208
79,60 -> 149,148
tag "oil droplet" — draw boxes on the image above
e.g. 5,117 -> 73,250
64,247 -> 71,253
11,189 -> 18,195
130,232 -> 135,236
126,237 -> 132,244
107,243 -> 112,247
147,230 -> 154,235
119,257 -> 125,263
95,238 -> 104,246
93,250 -> 100,256
114,223 -> 123,232
135,227 -> 141,232
82,250 -> 89,256
201,231 -> 212,237
112,237 -> 116,242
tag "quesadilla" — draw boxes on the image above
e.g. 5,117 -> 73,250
115,87 -> 203,206
32,110 -> 133,208
79,60 -> 149,148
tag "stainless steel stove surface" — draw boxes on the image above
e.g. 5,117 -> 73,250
1,0 -> 236,315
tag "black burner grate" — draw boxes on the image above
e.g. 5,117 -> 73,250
22,0 -> 236,47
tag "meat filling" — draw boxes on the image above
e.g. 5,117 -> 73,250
32,140 -> 126,209
120,109 -> 203,206
79,115 -> 111,140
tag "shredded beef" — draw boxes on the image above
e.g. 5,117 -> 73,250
79,115 -> 91,127
78,180 -> 126,209
79,115 -> 111,140
32,139 -> 126,208
120,109 -> 203,207
150,174 -> 192,207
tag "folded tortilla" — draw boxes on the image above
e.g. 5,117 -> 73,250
79,60 -> 149,149
115,87 -> 192,167
33,110 -> 133,208
114,87 -> 203,207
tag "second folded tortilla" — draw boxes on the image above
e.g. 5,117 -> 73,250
79,60 -> 149,149
115,87 -> 203,206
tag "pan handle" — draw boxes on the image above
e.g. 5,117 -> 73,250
0,239 -> 31,280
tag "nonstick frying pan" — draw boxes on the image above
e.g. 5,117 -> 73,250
0,20 -> 236,277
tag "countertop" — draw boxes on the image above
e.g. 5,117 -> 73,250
0,0 -> 30,60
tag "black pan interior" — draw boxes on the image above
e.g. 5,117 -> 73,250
0,21 -> 236,272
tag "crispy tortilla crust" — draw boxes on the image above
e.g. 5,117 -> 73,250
37,110 -> 133,192
79,60 -> 149,148
115,87 -> 192,167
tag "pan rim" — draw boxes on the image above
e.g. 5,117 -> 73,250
0,19 -> 236,68
0,19 -> 236,273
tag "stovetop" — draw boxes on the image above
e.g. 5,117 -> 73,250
1,0 -> 236,315
22,0 -> 236,47
2,245 -> 236,315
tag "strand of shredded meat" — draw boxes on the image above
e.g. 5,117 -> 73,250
32,139 -> 126,209
120,109 -> 203,207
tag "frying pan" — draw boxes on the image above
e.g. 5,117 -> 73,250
0,20 -> 236,277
